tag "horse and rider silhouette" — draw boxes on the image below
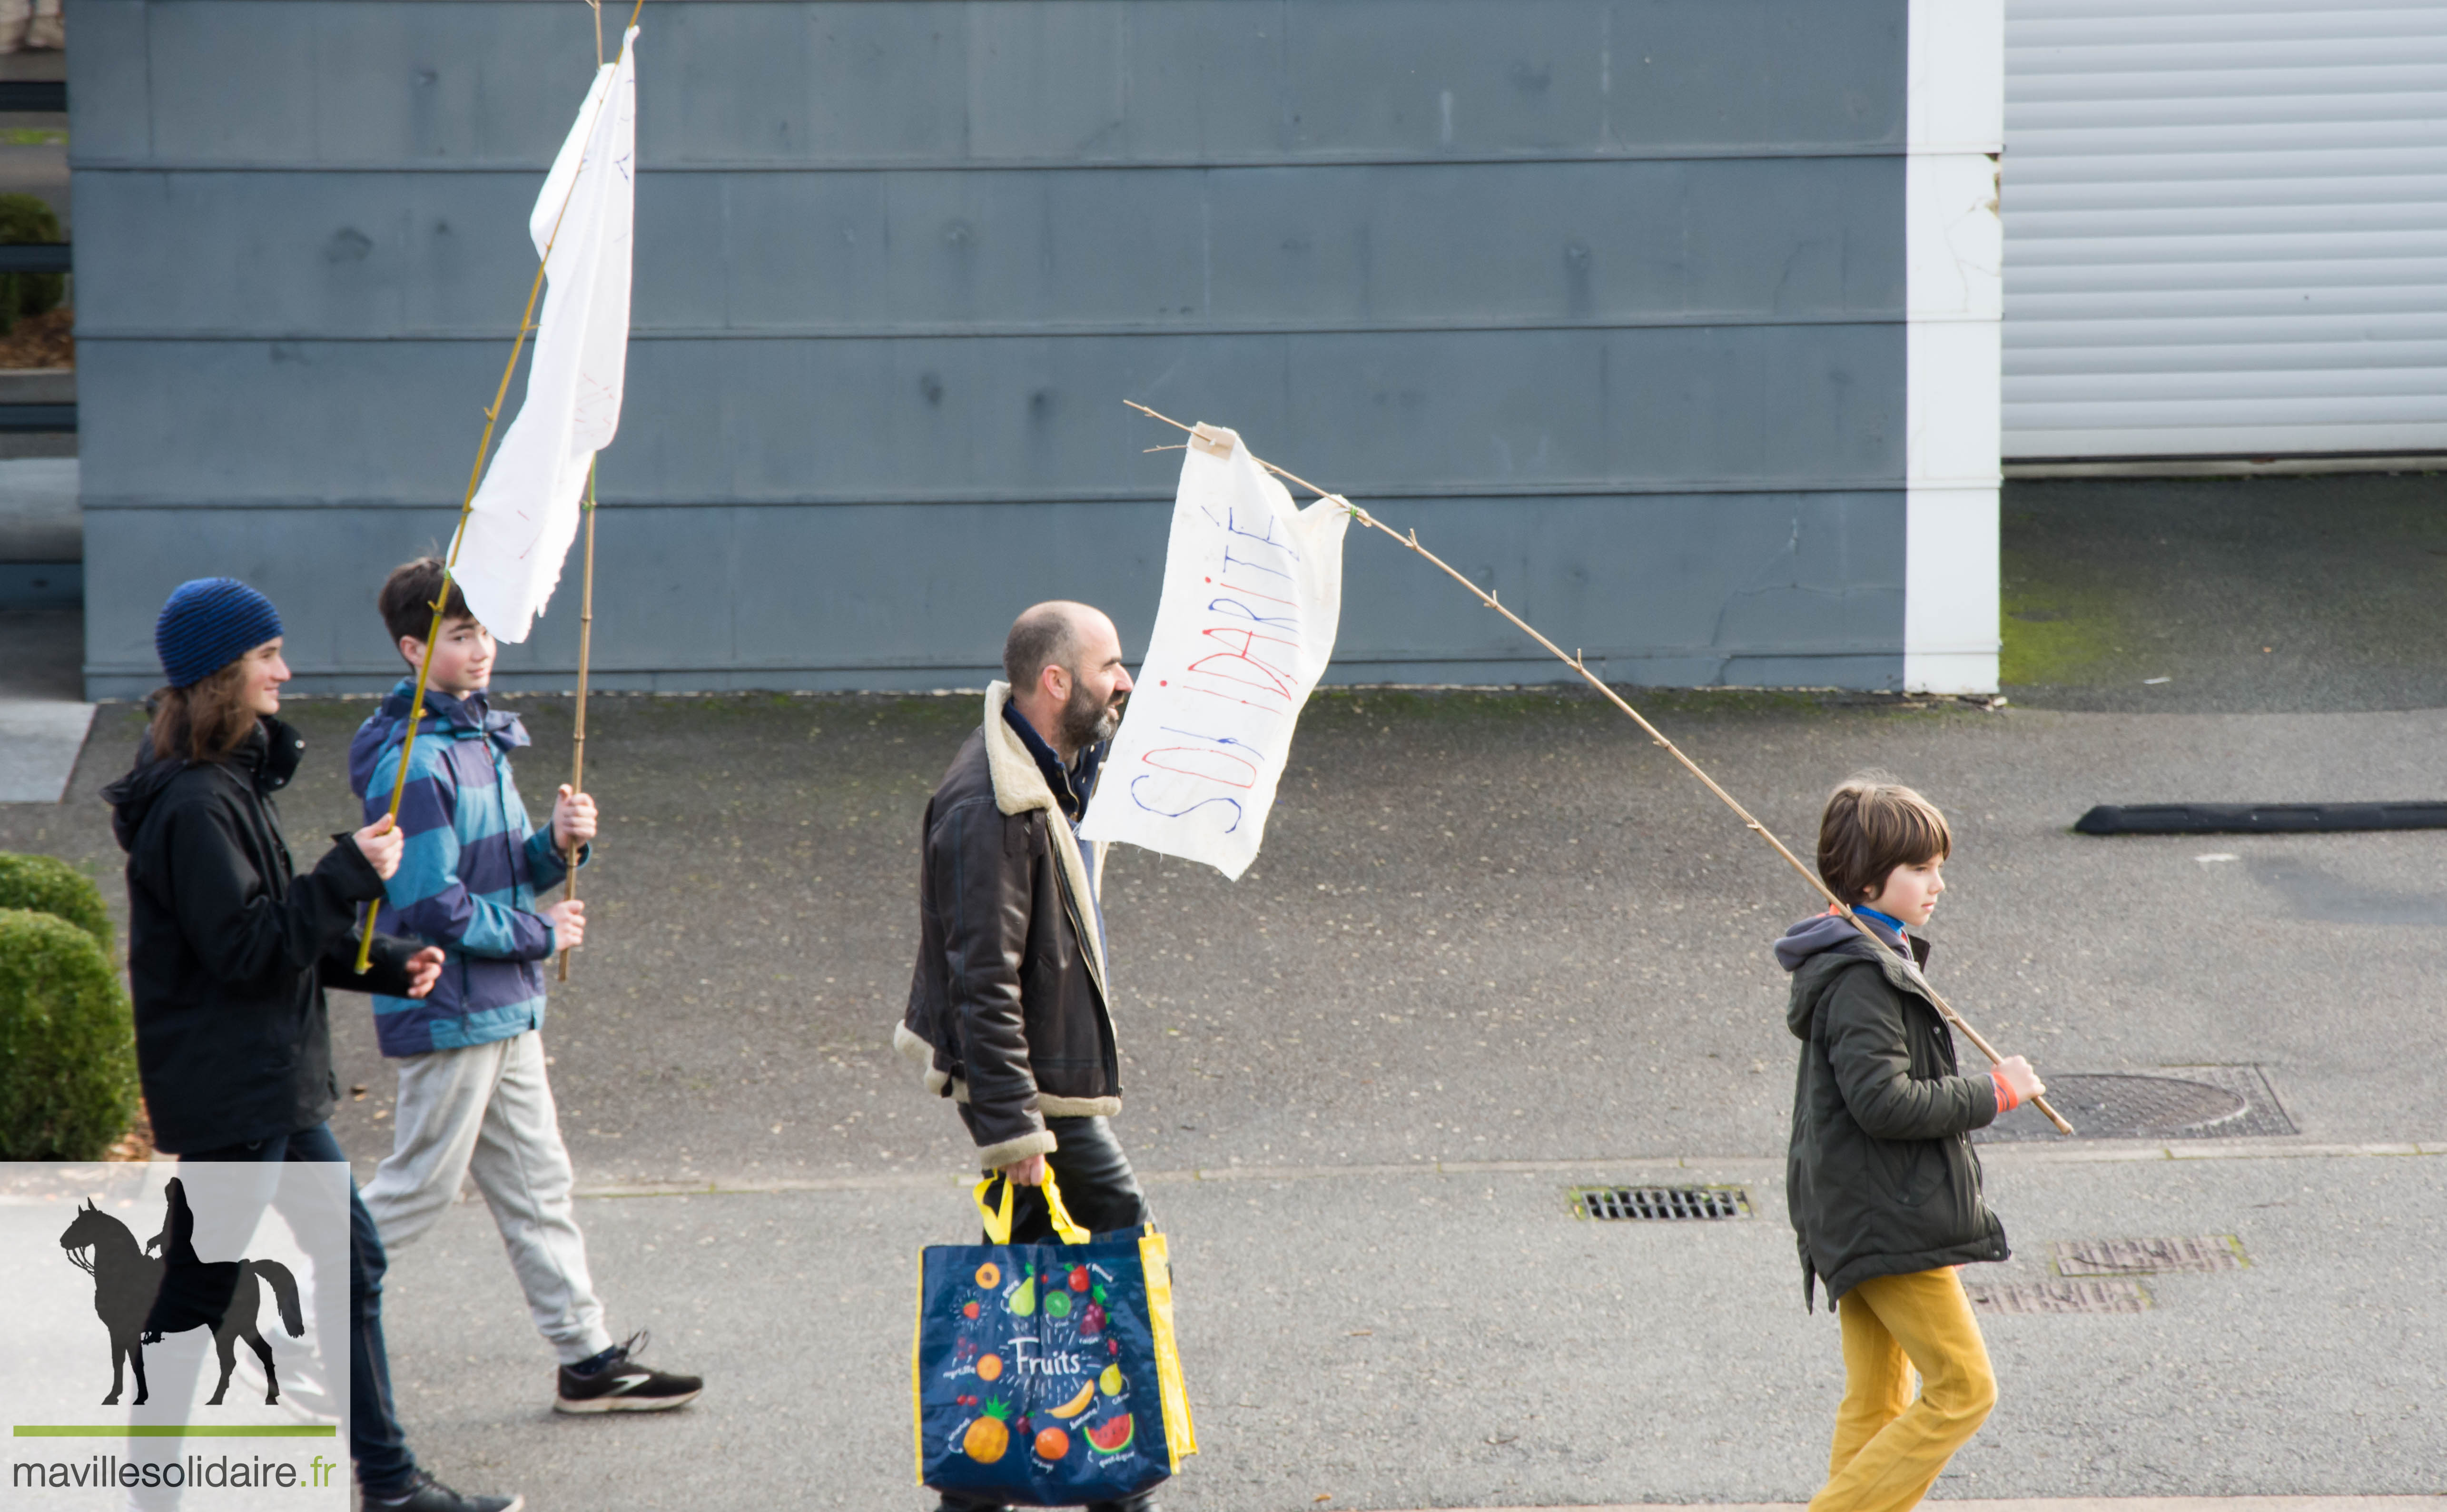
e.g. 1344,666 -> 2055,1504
57,1178 -> 304,1407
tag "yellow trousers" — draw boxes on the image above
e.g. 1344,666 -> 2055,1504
1808,1267 -> 1997,1512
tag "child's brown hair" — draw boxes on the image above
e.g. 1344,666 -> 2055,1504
1817,772 -> 1952,905
378,556 -> 474,647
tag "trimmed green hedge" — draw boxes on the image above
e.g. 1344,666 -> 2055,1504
0,852 -> 111,949
0,191 -> 64,334
0,909 -> 138,1159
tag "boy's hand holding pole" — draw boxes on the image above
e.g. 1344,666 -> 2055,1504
552,784 -> 595,971
1994,1056 -> 2045,1105
553,784 -> 596,852
544,899 -> 586,952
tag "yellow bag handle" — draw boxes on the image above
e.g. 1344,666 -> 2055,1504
1139,1228 -> 1199,1469
973,1171 -> 1090,1246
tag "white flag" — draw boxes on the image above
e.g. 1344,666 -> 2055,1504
450,28 -> 638,643
1080,423 -> 1350,880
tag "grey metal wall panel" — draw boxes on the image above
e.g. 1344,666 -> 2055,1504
75,157 -> 1903,338
81,0 -> 1904,170
63,1 -> 153,165
77,0 -> 1915,698
80,0 -> 599,168
79,325 -> 1902,505
82,489 -> 1903,695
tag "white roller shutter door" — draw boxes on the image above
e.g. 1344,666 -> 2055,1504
2003,0 -> 2447,461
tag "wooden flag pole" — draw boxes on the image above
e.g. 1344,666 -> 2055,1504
352,262 -> 552,975
557,461 -> 598,982
555,0 -> 609,982
1124,400 -> 2074,1136
354,11 -> 642,973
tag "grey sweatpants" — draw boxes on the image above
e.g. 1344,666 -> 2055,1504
360,1029 -> 613,1365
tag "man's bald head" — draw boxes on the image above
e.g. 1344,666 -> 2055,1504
1003,601 -> 1095,694
1003,601 -> 1134,761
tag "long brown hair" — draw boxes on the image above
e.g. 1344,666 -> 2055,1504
146,658 -> 258,763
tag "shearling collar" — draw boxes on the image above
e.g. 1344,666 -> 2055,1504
983,681 -> 1055,819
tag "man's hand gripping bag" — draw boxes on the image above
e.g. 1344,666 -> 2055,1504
914,1175 -> 1198,1506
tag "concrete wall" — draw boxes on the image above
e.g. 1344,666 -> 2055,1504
73,0 -> 1926,698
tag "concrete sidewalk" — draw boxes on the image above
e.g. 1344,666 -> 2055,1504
0,692 -> 92,800
369,1147 -> 2447,1510
0,456 -> 89,801
0,605 -> 91,803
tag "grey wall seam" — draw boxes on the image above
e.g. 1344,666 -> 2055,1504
82,484 -> 1923,509
68,148 -> 1914,173
76,316 -> 1913,340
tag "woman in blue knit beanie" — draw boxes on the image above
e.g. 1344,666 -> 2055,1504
102,582 -> 513,1512
143,576 -> 289,762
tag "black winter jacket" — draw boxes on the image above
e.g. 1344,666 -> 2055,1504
1779,912 -> 2008,1310
104,717 -> 417,1154
898,684 -> 1120,1170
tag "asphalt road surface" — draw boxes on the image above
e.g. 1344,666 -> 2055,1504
2,474 -> 2441,1508
12,685 -> 2444,1510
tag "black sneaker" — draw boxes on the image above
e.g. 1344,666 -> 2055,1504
366,1472 -> 524,1512
553,1330 -> 703,1414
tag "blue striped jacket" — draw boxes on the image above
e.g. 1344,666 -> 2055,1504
348,682 -> 579,1057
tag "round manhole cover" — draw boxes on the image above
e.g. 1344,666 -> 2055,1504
1976,1072 -> 2286,1142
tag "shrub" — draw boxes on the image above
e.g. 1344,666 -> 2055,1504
0,191 -> 63,334
0,851 -> 111,949
0,909 -> 138,1159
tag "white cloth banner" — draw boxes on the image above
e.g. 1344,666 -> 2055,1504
450,28 -> 638,643
1080,423 -> 1350,880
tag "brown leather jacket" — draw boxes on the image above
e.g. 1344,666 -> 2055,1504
896,684 -> 1120,1168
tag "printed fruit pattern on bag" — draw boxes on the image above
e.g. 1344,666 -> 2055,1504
935,1254 -> 1143,1478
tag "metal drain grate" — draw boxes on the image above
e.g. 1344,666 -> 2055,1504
1572,1186 -> 1750,1221
2053,1235 -> 2248,1276
1967,1280 -> 2152,1315
1976,1065 -> 2297,1142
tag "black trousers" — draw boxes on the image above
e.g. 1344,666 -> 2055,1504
940,1116 -> 1155,1512
177,1123 -> 419,1498
998,1114 -> 1148,1241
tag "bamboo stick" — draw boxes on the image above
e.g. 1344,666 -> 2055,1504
554,0 -> 623,980
1123,399 -> 2073,1136
354,16 -> 642,973
557,462 -> 598,982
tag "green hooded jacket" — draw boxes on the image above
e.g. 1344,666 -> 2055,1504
1777,912 -> 2009,1310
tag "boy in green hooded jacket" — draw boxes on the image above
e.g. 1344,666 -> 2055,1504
1774,774 -> 2046,1512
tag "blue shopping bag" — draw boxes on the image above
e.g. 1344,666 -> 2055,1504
914,1175 -> 1197,1507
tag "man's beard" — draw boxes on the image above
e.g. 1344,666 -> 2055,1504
1058,680 -> 1125,751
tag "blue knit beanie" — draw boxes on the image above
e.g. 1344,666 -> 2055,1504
155,578 -> 284,688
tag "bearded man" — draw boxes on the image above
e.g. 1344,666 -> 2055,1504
897,603 -> 1148,1336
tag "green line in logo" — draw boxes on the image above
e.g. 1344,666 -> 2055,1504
13,1425 -> 339,1438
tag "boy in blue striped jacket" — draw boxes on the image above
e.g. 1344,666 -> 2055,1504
350,557 -> 701,1415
